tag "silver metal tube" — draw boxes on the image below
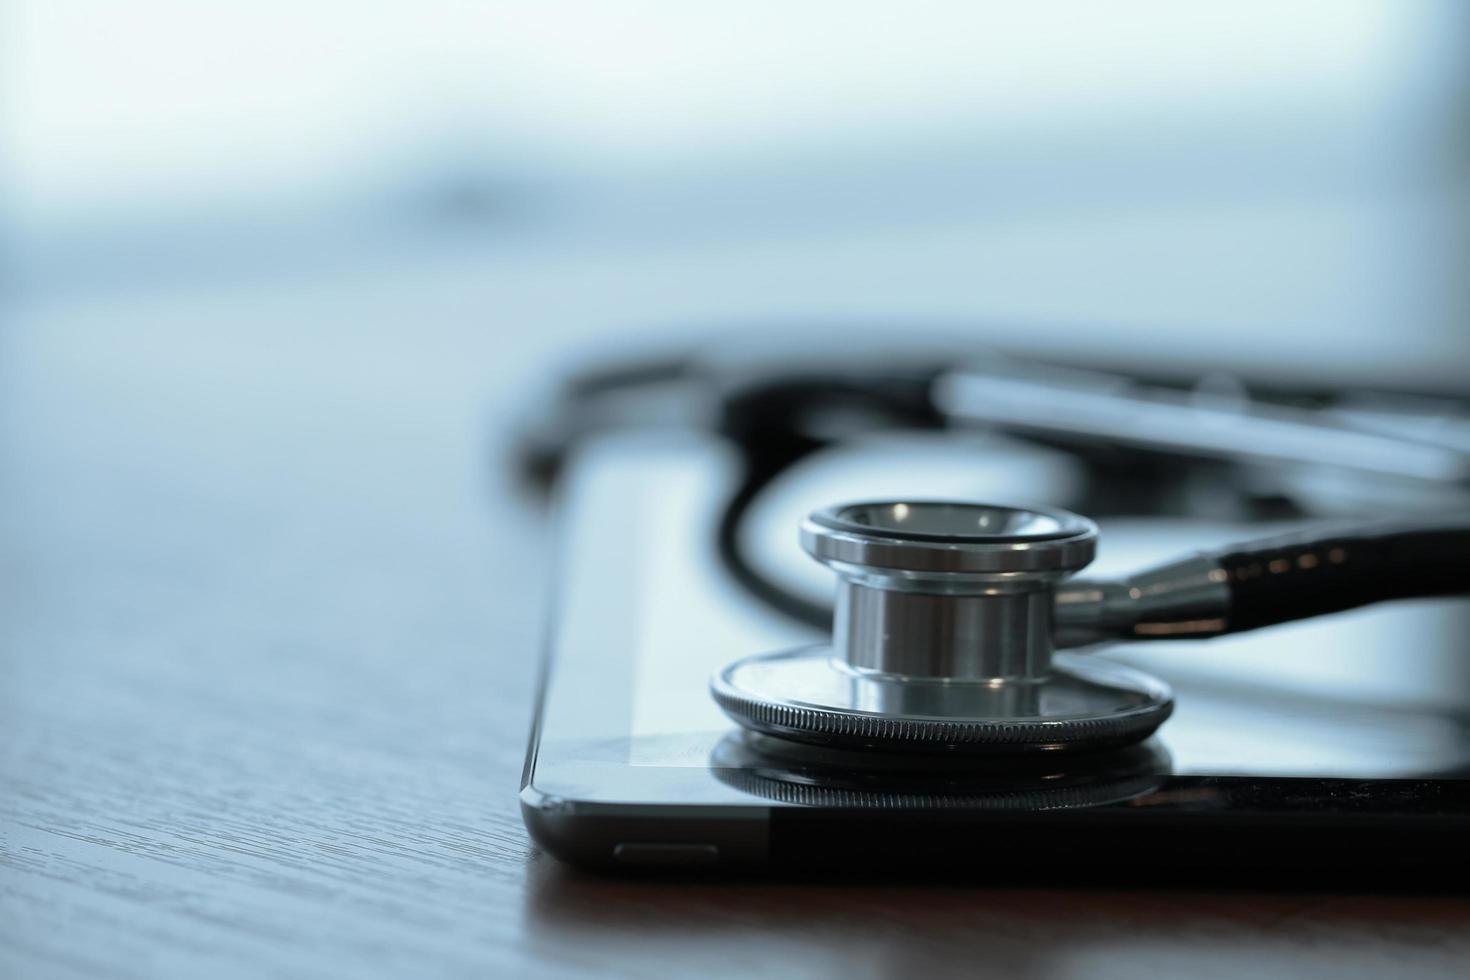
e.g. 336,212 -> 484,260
802,500 -> 1097,682
836,579 -> 1053,681
1054,555 -> 1232,648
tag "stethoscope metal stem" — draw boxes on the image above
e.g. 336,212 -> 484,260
1054,554 -> 1233,648
837,578 -> 1053,681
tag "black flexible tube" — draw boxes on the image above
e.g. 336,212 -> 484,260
715,466 -> 831,631
1217,517 -> 1470,632
713,371 -> 946,632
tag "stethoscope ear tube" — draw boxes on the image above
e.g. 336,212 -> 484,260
1213,518 -> 1470,633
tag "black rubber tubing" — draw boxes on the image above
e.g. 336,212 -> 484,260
1216,517 -> 1470,633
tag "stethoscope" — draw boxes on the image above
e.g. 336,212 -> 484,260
515,338 -> 1470,754
711,501 -> 1470,755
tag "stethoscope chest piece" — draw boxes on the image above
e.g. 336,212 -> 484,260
711,501 -> 1174,754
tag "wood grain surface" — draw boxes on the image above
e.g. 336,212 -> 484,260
3,282 -> 1468,980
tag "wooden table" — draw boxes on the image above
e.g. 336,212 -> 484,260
3,281 -> 1468,980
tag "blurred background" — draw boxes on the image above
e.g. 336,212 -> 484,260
3,1 -> 1468,384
